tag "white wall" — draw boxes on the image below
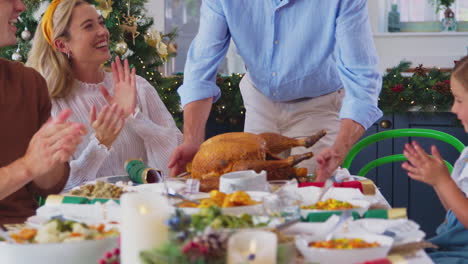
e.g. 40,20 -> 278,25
368,0 -> 468,72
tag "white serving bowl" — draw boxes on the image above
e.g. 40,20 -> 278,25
296,232 -> 393,264
0,236 -> 118,264
300,199 -> 371,218
173,191 -> 269,215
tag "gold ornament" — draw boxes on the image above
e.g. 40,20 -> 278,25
120,14 -> 140,44
144,29 -> 161,48
114,40 -> 128,55
96,0 -> 113,19
144,29 -> 168,61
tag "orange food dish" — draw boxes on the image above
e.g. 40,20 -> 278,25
309,238 -> 380,249
301,198 -> 356,210
177,190 -> 260,208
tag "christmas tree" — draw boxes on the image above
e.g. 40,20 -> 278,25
0,0 -> 182,122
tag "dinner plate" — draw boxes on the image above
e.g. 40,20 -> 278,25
173,191 -> 269,215
0,236 -> 118,264
300,199 -> 371,218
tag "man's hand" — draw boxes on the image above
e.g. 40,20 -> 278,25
315,119 -> 365,182
315,145 -> 347,182
402,141 -> 450,187
22,109 -> 86,177
168,142 -> 200,177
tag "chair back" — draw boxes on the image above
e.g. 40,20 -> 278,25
341,128 -> 465,177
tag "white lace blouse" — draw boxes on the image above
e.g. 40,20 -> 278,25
51,72 -> 183,191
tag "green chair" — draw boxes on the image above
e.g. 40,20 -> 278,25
342,128 -> 465,177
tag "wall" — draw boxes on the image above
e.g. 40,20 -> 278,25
368,0 -> 468,72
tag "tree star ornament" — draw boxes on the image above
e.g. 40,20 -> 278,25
96,0 -> 112,19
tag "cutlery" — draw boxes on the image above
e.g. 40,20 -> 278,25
316,178 -> 334,202
324,210 -> 352,241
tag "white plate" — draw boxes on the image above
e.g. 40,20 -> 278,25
0,237 -> 118,264
173,191 -> 269,215
126,181 -> 186,194
300,199 -> 371,218
296,232 -> 393,264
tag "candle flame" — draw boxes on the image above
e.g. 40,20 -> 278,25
249,240 -> 256,253
138,205 -> 149,215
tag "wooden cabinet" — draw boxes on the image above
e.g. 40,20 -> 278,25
348,112 -> 468,237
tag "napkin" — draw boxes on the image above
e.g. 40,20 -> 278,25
35,200 -> 121,226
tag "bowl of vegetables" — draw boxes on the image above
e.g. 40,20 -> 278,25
0,219 -> 118,264
295,232 -> 393,264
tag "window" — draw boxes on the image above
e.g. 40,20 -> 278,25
392,0 -> 468,22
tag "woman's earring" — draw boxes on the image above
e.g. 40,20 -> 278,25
67,51 -> 70,59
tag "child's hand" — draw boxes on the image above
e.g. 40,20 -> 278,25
402,141 -> 451,187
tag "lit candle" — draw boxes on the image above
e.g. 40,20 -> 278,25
120,192 -> 170,264
227,230 -> 277,264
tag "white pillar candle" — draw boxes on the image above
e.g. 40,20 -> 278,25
227,230 -> 277,264
120,192 -> 170,264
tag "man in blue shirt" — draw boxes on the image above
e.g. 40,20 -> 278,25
169,0 -> 382,181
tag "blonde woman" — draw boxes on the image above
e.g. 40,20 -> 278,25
27,0 -> 182,190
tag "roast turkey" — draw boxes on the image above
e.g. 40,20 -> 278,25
190,130 -> 326,191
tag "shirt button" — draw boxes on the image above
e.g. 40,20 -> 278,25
272,72 -> 277,76
274,40 -> 279,44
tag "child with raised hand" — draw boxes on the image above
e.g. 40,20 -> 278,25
402,56 -> 468,263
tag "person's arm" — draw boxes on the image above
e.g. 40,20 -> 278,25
0,109 -> 86,200
124,76 -> 184,177
334,0 -> 383,129
169,0 -> 231,176
435,179 -> 468,228
402,142 -> 468,228
316,0 -> 382,181
168,98 -> 213,177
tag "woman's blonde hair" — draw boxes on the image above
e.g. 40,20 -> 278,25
27,0 -> 86,99
453,56 -> 468,92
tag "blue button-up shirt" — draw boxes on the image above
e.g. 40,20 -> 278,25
178,0 -> 383,129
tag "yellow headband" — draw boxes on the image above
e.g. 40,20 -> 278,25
41,0 -> 63,48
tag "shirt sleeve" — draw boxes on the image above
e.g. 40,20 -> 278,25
126,76 -> 183,177
177,0 -> 231,108
335,0 -> 383,129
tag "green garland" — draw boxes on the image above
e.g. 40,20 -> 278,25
379,61 -> 452,113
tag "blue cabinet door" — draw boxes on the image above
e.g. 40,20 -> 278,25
350,112 -> 468,237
